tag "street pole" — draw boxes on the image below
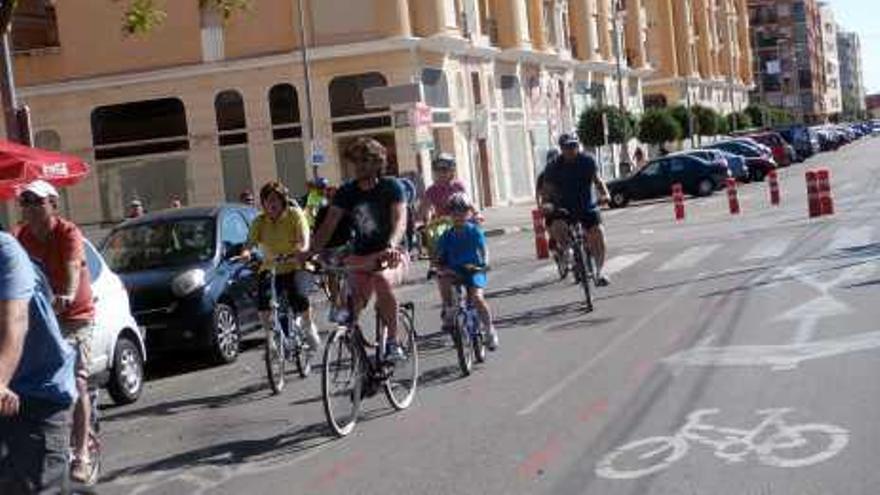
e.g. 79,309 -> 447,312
296,0 -> 318,180
611,0 -> 629,173
0,31 -> 20,143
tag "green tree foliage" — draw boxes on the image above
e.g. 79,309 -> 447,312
638,108 -> 682,146
726,111 -> 752,132
670,105 -> 694,139
119,0 -> 251,35
693,105 -> 719,137
577,105 -> 635,147
716,113 -> 730,135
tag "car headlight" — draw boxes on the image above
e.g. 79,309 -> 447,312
171,269 -> 207,297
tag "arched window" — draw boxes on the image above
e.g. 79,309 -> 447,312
268,83 -> 307,196
328,72 -> 391,132
215,90 -> 252,202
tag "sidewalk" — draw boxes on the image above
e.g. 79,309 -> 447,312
480,202 -> 536,237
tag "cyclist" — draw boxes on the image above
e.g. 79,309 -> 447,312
301,177 -> 330,228
541,133 -> 611,286
309,137 -> 408,361
419,153 -> 467,278
239,181 -> 321,352
311,186 -> 354,324
436,193 -> 498,350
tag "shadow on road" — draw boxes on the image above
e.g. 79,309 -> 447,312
485,278 -> 560,300
494,301 -> 594,329
543,316 -> 615,332
102,382 -> 268,422
144,338 -> 264,381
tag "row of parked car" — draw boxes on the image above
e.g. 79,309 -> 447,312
605,121 -> 877,208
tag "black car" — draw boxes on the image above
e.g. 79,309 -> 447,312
705,140 -> 777,181
608,155 -> 729,208
101,205 -> 260,363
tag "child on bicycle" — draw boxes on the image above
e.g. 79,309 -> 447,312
240,181 -> 321,351
420,154 -> 467,278
436,193 -> 499,351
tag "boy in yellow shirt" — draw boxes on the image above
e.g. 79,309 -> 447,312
241,181 -> 321,350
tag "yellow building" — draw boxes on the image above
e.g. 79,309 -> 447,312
642,0 -> 753,115
2,0 -> 652,227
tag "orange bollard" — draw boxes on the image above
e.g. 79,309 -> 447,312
768,169 -> 780,206
816,168 -> 834,216
726,177 -> 741,215
806,170 -> 821,218
672,183 -> 685,221
532,208 -> 550,259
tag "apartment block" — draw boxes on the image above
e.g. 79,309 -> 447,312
747,0 -> 828,124
817,2 -> 841,117
837,30 -> 866,116
641,0 -> 754,116
1,0 -> 652,227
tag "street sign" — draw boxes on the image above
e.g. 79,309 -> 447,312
310,140 -> 326,166
363,83 -> 422,109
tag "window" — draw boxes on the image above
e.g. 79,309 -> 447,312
641,162 -> 662,176
215,91 -> 247,145
328,72 -> 391,133
11,0 -> 59,52
268,84 -> 306,197
84,241 -> 103,283
422,69 -> 451,108
220,212 -> 249,249
91,98 -> 190,160
499,75 -> 523,108
201,5 -> 224,62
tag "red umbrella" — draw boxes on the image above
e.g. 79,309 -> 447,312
0,140 -> 90,200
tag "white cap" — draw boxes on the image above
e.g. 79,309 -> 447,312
21,180 -> 59,199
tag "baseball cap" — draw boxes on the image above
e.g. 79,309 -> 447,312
21,180 -> 59,199
557,133 -> 579,148
129,199 -> 143,207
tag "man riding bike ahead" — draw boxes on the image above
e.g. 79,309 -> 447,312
539,133 -> 612,287
309,137 -> 409,361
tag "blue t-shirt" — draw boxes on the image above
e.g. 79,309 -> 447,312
0,232 -> 77,407
333,178 -> 405,255
437,222 -> 487,269
542,153 -> 600,216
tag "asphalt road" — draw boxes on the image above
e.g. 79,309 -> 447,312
96,136 -> 880,495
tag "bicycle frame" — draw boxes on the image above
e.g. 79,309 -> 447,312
679,408 -> 803,462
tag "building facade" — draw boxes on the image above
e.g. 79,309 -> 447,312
837,30 -> 866,117
641,0 -> 754,116
817,2 -> 841,117
1,0 -> 654,227
747,0 -> 828,124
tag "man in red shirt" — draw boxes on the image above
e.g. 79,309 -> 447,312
15,180 -> 97,483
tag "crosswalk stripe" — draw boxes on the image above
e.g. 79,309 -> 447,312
826,226 -> 873,253
657,245 -> 721,272
741,236 -> 794,261
603,252 -> 651,276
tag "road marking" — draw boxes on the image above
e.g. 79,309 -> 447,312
603,252 -> 651,276
657,245 -> 721,272
826,226 -> 874,253
637,204 -> 660,213
774,295 -> 852,344
663,329 -> 880,371
517,282 -> 694,416
741,236 -> 794,261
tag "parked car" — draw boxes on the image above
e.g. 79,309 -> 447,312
607,154 -> 729,208
746,131 -> 793,166
706,140 -> 777,181
100,205 -> 261,364
83,238 -> 147,405
676,149 -> 749,183
776,125 -> 819,161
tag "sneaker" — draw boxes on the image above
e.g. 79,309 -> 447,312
304,322 -> 322,350
385,342 -> 407,363
596,274 -> 611,287
70,457 -> 95,485
487,328 -> 500,351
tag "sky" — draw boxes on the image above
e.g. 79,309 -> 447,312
825,0 -> 880,95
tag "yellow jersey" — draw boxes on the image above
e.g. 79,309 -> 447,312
247,207 -> 309,274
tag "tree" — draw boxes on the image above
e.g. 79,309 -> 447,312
727,111 -> 752,132
577,105 -> 635,148
716,113 -> 730,135
744,105 -> 766,128
118,0 -> 252,35
694,105 -> 719,137
670,105 -> 694,140
638,109 -> 681,147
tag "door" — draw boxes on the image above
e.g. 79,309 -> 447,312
477,138 -> 493,207
219,211 -> 259,326
631,161 -> 667,200
667,158 -> 689,192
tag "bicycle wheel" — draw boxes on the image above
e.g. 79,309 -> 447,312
758,423 -> 849,468
385,307 -> 419,410
571,240 -> 594,312
453,310 -> 473,376
292,316 -> 313,379
595,436 -> 689,480
473,318 -> 487,364
265,323 -> 286,395
322,329 -> 362,437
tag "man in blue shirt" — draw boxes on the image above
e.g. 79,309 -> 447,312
0,232 -> 77,494
540,133 -> 612,286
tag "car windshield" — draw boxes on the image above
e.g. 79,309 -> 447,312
102,218 -> 216,273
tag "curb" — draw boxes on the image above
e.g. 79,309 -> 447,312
484,226 -> 530,238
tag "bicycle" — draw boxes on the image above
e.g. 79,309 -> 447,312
441,265 -> 490,376
596,407 -> 850,480
314,257 -> 419,437
247,253 -> 315,395
544,204 -> 595,312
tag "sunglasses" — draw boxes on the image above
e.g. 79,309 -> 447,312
19,194 -> 47,207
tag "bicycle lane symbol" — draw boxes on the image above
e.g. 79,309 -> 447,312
595,408 -> 849,480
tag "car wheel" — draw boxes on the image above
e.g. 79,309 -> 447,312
210,303 -> 240,364
696,178 -> 714,197
753,169 -> 766,182
107,336 -> 144,405
610,191 -> 629,208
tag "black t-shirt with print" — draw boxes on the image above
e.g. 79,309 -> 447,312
332,178 -> 405,255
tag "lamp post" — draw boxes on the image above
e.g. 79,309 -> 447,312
295,0 -> 318,180
611,0 -> 630,171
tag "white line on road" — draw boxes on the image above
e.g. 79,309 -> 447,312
826,226 -> 874,253
741,236 -> 794,261
517,281 -> 696,416
603,252 -> 651,276
657,245 -> 721,272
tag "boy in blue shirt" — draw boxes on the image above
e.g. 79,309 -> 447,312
436,194 -> 499,350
